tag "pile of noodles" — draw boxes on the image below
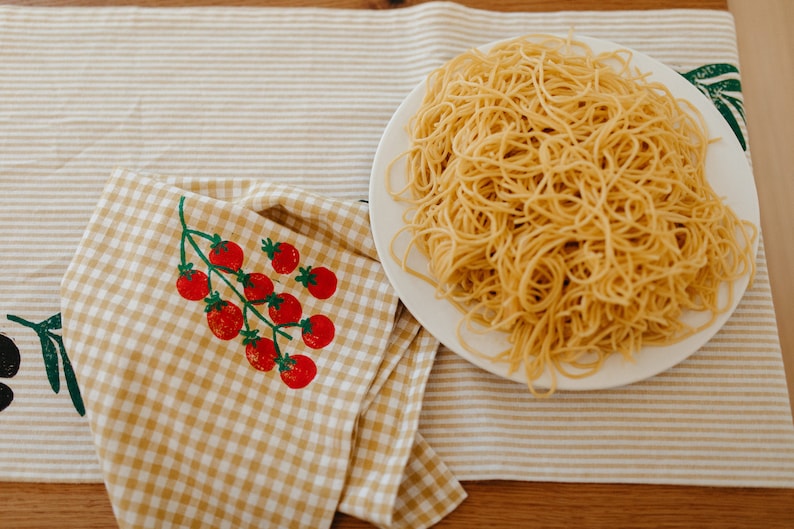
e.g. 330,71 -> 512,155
389,35 -> 756,395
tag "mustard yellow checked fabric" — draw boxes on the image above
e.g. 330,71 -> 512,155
60,167 -> 464,528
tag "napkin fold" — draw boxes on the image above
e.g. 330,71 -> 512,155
60,167 -> 465,528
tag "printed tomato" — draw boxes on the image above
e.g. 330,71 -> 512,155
300,315 -> 335,349
267,292 -> 302,325
245,336 -> 278,372
261,238 -> 300,275
279,354 -> 316,389
206,300 -> 243,340
241,272 -> 274,305
176,269 -> 210,301
209,238 -> 244,273
295,266 -> 337,300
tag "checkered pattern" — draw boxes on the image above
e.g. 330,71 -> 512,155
337,305 -> 467,527
60,167 -> 465,528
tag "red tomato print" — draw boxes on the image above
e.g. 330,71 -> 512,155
241,272 -> 274,305
301,315 -> 335,349
177,197 -> 340,390
295,266 -> 337,300
176,268 -> 210,301
206,300 -> 243,340
261,238 -> 300,275
209,238 -> 244,273
245,337 -> 278,372
267,292 -> 302,325
280,354 -> 317,389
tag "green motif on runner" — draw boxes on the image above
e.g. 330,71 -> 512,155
7,312 -> 85,416
681,63 -> 747,150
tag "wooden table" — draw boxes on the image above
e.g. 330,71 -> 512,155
2,0 -> 793,527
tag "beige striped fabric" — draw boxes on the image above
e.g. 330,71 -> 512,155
0,0 -> 793,493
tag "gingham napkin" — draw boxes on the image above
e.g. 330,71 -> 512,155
60,167 -> 465,528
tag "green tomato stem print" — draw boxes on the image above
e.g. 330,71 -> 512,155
177,196 -> 337,390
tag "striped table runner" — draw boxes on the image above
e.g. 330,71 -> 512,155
1,2 -> 793,487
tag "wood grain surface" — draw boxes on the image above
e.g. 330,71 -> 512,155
729,0 -> 794,415
3,1 -> 794,528
2,480 -> 794,529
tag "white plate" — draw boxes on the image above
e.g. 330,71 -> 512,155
368,35 -> 760,391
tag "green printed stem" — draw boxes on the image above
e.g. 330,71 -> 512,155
242,303 -> 291,342
50,333 -> 85,416
269,326 -> 295,372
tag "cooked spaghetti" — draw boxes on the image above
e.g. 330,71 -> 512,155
388,35 -> 756,395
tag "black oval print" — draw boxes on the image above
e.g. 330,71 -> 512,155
0,334 -> 21,378
0,333 -> 20,411
0,383 -> 12,412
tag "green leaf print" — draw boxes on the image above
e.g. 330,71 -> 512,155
681,63 -> 747,150
7,312 -> 85,416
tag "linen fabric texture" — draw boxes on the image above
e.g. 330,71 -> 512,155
60,168 -> 465,528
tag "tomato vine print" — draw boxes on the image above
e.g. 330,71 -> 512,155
177,197 -> 337,389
